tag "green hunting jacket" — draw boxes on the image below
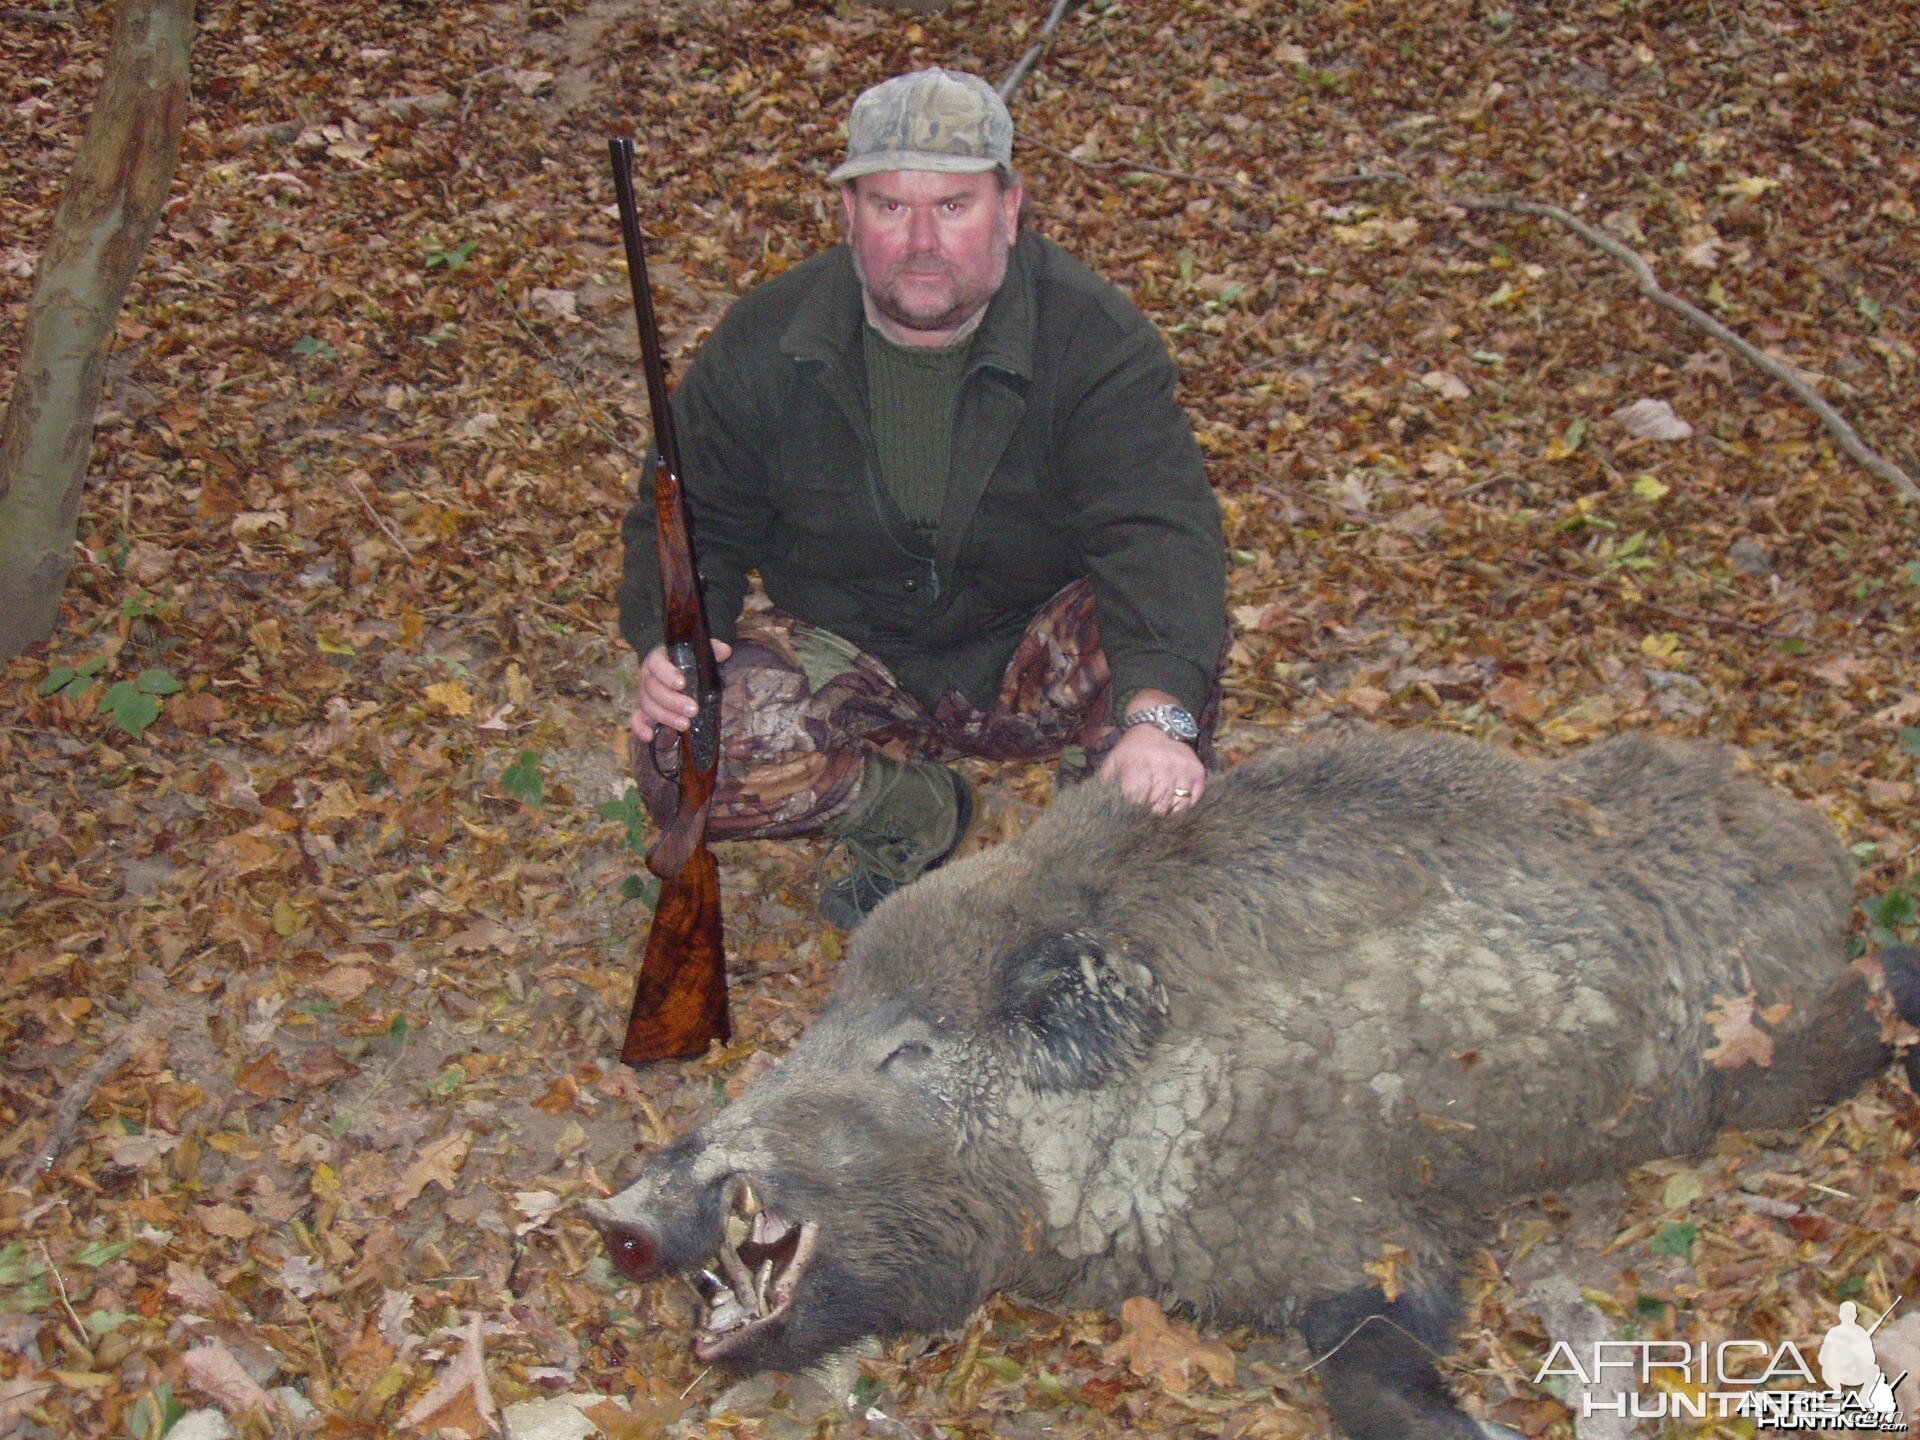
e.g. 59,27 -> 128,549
616,229 -> 1226,716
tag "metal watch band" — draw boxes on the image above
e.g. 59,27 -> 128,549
1123,703 -> 1199,743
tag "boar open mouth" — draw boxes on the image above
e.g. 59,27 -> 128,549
691,1174 -> 820,1364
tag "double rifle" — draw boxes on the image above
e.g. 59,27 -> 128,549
608,136 -> 731,1065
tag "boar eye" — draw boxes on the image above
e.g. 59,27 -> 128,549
880,1040 -> 933,1071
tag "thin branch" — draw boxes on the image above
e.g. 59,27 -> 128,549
1016,129 -> 1247,190
1451,191 -> 1917,503
1340,171 -> 1919,505
998,0 -> 1078,105
2,8 -> 76,23
504,302 -> 648,467
1503,555 -> 1784,638
345,470 -> 414,556
22,1005 -> 191,1180
39,1241 -> 91,1356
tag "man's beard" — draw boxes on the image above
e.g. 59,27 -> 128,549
853,246 -> 1007,337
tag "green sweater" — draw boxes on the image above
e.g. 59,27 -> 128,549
863,325 -> 971,545
617,230 -> 1225,715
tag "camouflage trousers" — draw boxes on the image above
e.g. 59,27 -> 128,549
634,578 -> 1222,842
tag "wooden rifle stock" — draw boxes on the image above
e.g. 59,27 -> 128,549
609,136 -> 731,1065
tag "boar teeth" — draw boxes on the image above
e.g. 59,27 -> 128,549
706,1294 -> 751,1333
724,1175 -> 761,1219
697,1218 -> 820,1345
750,1210 -> 791,1246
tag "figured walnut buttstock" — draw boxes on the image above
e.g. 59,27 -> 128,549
622,844 -> 730,1064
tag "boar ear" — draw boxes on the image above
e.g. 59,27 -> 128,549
992,929 -> 1169,1091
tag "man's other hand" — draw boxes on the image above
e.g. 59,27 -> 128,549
1100,718 -> 1205,815
630,639 -> 733,742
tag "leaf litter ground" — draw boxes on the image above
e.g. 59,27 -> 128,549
1,1 -> 1916,1437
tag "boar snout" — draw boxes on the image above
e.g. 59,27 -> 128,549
593,1171 -> 824,1368
583,1204 -> 665,1284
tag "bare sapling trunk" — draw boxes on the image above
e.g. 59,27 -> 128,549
0,0 -> 193,659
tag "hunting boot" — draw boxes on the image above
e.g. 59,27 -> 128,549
818,754 -> 974,929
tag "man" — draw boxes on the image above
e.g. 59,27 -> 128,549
618,67 -> 1226,927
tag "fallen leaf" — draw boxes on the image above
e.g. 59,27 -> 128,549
104,1131 -> 180,1168
183,1340 -> 274,1414
196,1204 -> 259,1241
1702,993 -> 1791,1069
530,1074 -> 581,1115
1363,1242 -> 1412,1302
1419,370 -> 1471,399
398,1315 -> 497,1438
426,680 -> 475,717
1487,676 -> 1545,723
1106,1296 -> 1236,1394
391,1128 -> 474,1211
1610,398 -> 1695,441
511,1190 -> 564,1237
1341,684 -> 1390,715
167,1262 -> 230,1314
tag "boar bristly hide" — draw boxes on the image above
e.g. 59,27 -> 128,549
588,729 -> 1913,1440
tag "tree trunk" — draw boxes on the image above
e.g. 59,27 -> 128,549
0,0 -> 193,659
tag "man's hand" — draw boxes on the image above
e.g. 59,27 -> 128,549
630,638 -> 733,742
1100,692 -> 1205,814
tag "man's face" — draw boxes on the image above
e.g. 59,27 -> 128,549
841,169 -> 1022,345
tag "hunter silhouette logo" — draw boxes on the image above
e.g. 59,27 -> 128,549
1817,1302 -> 1904,1422
1535,1298 -> 1908,1430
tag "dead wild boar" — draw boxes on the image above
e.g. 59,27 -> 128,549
586,728 -> 1916,1440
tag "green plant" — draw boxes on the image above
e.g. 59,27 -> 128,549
425,239 -> 478,271
502,749 -> 545,805
99,668 -> 182,739
125,1382 -> 186,1440
1649,1221 -> 1698,1260
597,786 -> 651,854
1864,883 -> 1915,944
38,656 -> 107,697
598,787 -> 659,904
39,659 -> 181,739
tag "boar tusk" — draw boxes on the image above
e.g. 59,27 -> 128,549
717,1227 -> 759,1305
771,1222 -> 819,1307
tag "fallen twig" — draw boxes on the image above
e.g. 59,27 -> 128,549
998,0 -> 1078,105
22,1006 -> 194,1181
39,1241 -> 91,1357
1016,129 -> 1247,190
1342,171 -> 1918,505
345,470 -> 415,556
1451,191 -> 1917,504
1488,555 -> 1784,638
504,301 -> 648,466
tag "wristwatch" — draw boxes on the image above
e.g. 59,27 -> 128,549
1123,703 -> 1199,744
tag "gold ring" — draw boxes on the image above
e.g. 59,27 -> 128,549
1172,787 -> 1192,798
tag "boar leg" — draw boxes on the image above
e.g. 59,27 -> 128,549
1712,967 -> 1890,1130
1300,1279 -> 1489,1440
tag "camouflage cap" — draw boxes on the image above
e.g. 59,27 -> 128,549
829,68 -> 1013,184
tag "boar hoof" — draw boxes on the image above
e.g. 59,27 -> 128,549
1301,1281 -> 1487,1440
